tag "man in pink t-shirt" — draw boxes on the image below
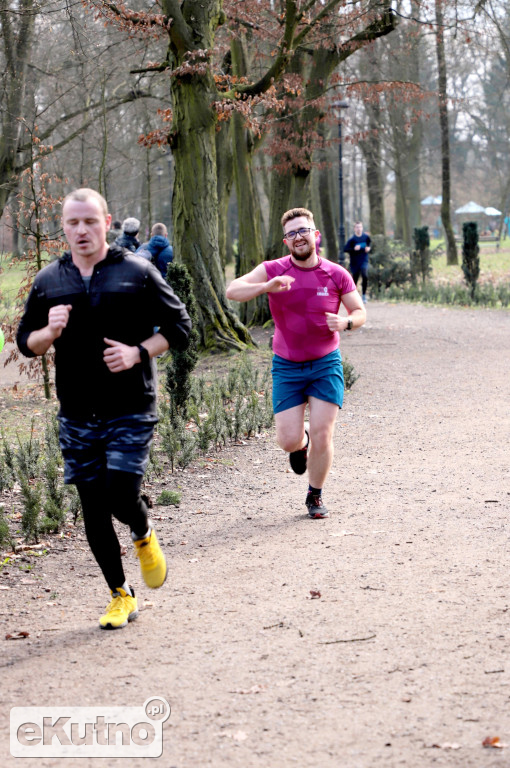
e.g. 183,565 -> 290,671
226,207 -> 366,519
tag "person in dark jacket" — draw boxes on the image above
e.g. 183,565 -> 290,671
136,223 -> 174,280
115,216 -> 141,252
107,219 -> 122,244
17,188 -> 191,630
343,221 -> 371,304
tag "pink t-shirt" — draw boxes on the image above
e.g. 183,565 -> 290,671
264,256 -> 356,362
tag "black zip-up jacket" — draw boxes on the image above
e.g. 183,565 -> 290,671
17,246 -> 192,420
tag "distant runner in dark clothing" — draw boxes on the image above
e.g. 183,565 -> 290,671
344,221 -> 371,304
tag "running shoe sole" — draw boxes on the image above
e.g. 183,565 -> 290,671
289,430 -> 309,475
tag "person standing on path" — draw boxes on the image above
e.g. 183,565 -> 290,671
136,222 -> 174,280
17,188 -> 191,629
343,221 -> 371,304
226,207 -> 366,518
115,216 -> 141,253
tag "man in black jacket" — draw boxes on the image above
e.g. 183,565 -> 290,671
17,188 -> 192,630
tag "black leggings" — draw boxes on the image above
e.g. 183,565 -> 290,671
76,470 -> 149,591
352,266 -> 368,296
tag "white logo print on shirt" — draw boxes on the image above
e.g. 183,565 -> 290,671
317,286 -> 329,296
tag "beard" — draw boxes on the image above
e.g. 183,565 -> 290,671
289,242 -> 315,261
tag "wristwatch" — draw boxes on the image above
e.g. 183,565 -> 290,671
137,344 -> 150,366
346,318 -> 353,331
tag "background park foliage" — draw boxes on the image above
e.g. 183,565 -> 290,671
1,0 -> 510,349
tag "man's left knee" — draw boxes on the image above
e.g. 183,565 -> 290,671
310,426 -> 334,452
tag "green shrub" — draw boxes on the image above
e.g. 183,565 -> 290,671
462,221 -> 480,299
411,226 -> 431,284
343,357 -> 359,390
156,489 -> 181,506
0,433 -> 16,492
369,236 -> 412,296
0,505 -> 11,549
165,262 -> 200,421
19,475 -> 43,543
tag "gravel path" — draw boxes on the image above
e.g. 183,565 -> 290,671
1,300 -> 510,767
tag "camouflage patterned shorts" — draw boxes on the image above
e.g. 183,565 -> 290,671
58,415 -> 157,484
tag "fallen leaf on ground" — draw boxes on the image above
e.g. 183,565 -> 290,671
483,736 -> 508,748
310,590 -> 321,599
5,631 -> 30,640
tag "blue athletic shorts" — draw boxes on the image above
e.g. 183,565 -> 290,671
271,348 -> 344,415
58,414 -> 157,484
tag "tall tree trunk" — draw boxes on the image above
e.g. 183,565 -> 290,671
291,172 -> 311,208
265,173 -> 294,262
232,111 -> 267,325
216,120 -> 234,272
497,176 -> 510,245
407,130 -> 422,234
231,37 -> 266,325
435,0 -> 458,265
171,82 -> 251,349
0,0 -> 35,214
407,31 -> 422,235
10,195 -> 22,256
393,134 -> 410,244
359,102 -> 385,235
168,2 -> 252,350
314,123 -> 338,261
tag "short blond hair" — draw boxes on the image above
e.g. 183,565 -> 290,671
281,207 -> 315,230
62,188 -> 109,218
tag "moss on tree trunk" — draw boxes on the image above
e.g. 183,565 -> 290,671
169,4 -> 252,350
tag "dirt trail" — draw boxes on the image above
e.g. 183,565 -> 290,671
1,300 -> 510,767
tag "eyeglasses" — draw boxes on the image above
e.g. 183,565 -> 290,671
284,227 -> 314,240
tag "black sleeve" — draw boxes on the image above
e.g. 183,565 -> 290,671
16,281 -> 47,358
146,264 -> 192,350
366,235 -> 372,247
343,237 -> 354,254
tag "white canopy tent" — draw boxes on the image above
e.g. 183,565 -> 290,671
454,201 -> 486,214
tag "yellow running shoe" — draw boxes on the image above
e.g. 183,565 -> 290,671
99,587 -> 139,630
134,527 -> 167,588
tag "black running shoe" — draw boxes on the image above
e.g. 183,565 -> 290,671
289,430 -> 309,475
306,493 -> 329,519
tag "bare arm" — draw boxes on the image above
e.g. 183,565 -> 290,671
325,290 -> 366,333
226,263 -> 295,302
26,304 -> 72,356
103,332 -> 169,373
